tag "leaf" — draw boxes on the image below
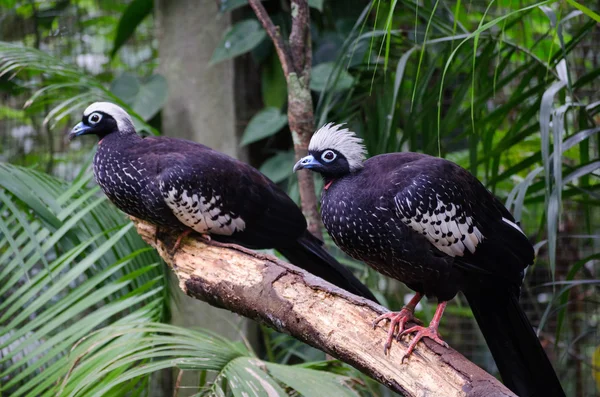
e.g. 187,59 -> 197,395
110,73 -> 168,121
110,72 -> 140,104
259,151 -> 295,183
210,20 -> 267,65
310,62 -> 355,92
262,53 -> 287,108
240,107 -> 288,146
0,164 -> 166,396
308,0 -> 324,12
110,0 -> 153,59
266,362 -> 359,397
61,324 -> 249,396
565,0 -> 600,23
0,42 -> 159,135
221,357 -> 287,397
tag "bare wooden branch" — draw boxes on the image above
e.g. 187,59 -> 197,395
248,0 -> 293,76
289,0 -> 309,75
133,218 -> 516,397
248,0 -> 323,238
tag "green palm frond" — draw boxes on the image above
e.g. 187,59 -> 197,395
57,323 -> 359,397
0,164 -> 362,396
0,163 -> 167,396
0,42 -> 158,134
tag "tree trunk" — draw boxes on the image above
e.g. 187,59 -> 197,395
133,217 -> 517,397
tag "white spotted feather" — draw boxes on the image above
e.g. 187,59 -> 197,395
394,195 -> 484,257
160,183 -> 245,235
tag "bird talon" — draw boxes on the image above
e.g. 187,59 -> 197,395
400,324 -> 448,360
373,307 -> 417,354
172,229 -> 193,252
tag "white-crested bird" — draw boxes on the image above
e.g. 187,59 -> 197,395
293,123 -> 564,397
68,103 -> 378,302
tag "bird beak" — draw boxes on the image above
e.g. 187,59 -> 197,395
293,155 -> 320,172
68,122 -> 90,141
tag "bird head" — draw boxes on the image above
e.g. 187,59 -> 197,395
69,102 -> 135,141
293,123 -> 367,177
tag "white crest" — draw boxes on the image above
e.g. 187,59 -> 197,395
309,123 -> 367,172
83,102 -> 135,132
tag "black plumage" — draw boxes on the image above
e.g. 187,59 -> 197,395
294,123 -> 565,397
69,102 -> 377,303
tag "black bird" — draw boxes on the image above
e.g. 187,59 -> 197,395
293,123 -> 565,397
68,102 -> 377,302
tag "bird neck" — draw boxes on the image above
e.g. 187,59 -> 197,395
98,129 -> 140,146
322,175 -> 343,190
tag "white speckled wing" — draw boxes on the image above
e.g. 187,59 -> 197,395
159,180 -> 245,236
393,177 -> 489,257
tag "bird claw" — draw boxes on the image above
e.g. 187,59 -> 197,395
171,231 -> 213,252
372,308 -> 420,355
398,325 -> 448,362
172,229 -> 193,252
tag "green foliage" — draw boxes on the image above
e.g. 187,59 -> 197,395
262,53 -> 287,108
0,42 -> 159,135
110,0 -> 154,59
310,62 -> 355,92
241,107 -> 288,146
210,20 -> 268,65
0,163 -> 167,396
110,72 -> 168,121
260,151 -> 296,183
0,164 -> 361,397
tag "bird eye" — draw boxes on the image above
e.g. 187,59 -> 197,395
89,112 -> 102,124
321,150 -> 336,163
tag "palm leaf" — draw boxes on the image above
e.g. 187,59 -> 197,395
0,164 -> 361,396
0,42 -> 158,134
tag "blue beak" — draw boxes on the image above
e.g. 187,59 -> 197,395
68,122 -> 91,141
293,155 -> 321,172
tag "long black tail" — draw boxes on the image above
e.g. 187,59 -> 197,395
464,283 -> 565,397
277,231 -> 378,303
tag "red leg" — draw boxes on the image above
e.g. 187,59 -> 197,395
172,229 -> 193,251
372,293 -> 423,354
398,301 -> 449,362
172,229 -> 212,251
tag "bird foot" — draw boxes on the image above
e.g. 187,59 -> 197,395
172,229 -> 193,252
398,324 -> 448,363
372,308 -> 422,355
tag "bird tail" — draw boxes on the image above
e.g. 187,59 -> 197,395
277,231 -> 378,303
463,282 -> 565,397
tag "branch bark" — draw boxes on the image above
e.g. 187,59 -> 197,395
133,218 -> 516,397
248,0 -> 322,238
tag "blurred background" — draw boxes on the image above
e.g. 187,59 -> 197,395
1,0 -> 599,396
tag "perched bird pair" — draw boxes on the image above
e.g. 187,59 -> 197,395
294,123 -> 565,397
71,103 -> 564,397
68,102 -> 377,303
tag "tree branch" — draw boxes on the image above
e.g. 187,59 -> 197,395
289,0 -> 309,75
248,0 -> 322,238
133,218 -> 516,397
248,0 -> 293,76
